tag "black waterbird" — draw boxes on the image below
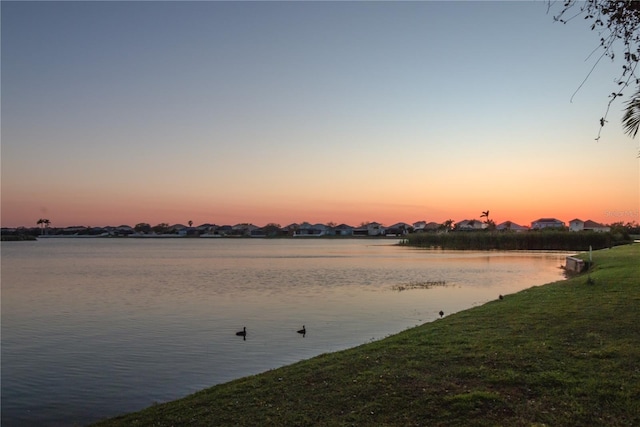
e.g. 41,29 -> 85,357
236,327 -> 247,339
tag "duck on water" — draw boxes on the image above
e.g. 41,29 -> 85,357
236,327 -> 247,340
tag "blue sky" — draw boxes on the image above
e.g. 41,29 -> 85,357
2,1 -> 638,227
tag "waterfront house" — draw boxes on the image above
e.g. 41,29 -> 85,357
174,224 -> 188,236
216,225 -> 233,236
62,226 -> 88,235
169,224 -> 187,236
584,220 -> 610,232
294,222 -> 327,237
455,219 -> 485,231
386,222 -> 411,236
353,222 -> 385,236
114,225 -> 134,236
496,221 -> 528,232
531,218 -> 565,230
366,222 -> 385,236
333,224 -> 354,236
412,221 -> 427,232
281,223 -> 299,236
232,223 -> 258,236
196,223 -> 216,233
425,222 -> 442,232
584,219 -> 611,233
250,227 -> 267,237
570,219 -> 610,232
569,218 -> 584,232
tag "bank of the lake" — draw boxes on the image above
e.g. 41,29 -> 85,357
0,234 -> 37,241
93,244 -> 640,426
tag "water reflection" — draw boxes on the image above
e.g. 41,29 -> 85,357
1,239 -> 570,426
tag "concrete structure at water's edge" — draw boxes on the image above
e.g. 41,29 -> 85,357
565,256 -> 586,273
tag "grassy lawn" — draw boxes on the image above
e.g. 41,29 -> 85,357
93,244 -> 640,426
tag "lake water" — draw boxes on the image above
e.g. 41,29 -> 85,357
1,238 -> 569,426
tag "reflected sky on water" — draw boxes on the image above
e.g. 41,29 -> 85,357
1,238 -> 569,426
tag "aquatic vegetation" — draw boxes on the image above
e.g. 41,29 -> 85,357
391,280 -> 448,291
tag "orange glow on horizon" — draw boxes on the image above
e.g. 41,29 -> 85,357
3,197 -> 637,229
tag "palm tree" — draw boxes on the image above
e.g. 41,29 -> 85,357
480,211 -> 496,231
37,218 -> 45,235
622,88 -> 640,138
37,218 -> 50,235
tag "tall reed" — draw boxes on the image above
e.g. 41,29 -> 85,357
400,230 -> 630,251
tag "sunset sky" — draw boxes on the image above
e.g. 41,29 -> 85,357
2,1 -> 639,228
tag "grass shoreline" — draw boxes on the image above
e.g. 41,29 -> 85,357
93,244 -> 639,426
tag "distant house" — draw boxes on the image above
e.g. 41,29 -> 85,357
455,219 -> 485,231
569,218 -> 584,232
170,224 -> 187,235
425,222 -> 441,232
367,222 -> 385,236
228,223 -> 258,236
200,224 -> 222,237
216,225 -> 233,236
412,221 -> 427,232
584,220 -> 610,232
531,218 -> 565,230
386,222 -> 410,236
281,223 -> 299,236
185,227 -> 200,237
496,221 -> 528,232
333,224 -> 354,236
91,226 -> 108,235
62,226 -> 87,235
250,227 -> 267,237
570,219 -> 610,232
294,222 -> 327,237
114,225 -> 134,236
237,223 -> 259,236
196,223 -> 215,233
353,222 -> 385,236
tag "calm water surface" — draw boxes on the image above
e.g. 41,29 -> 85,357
1,238 -> 569,426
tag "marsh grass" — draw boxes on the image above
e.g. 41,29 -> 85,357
93,244 -> 640,426
401,230 -> 631,250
